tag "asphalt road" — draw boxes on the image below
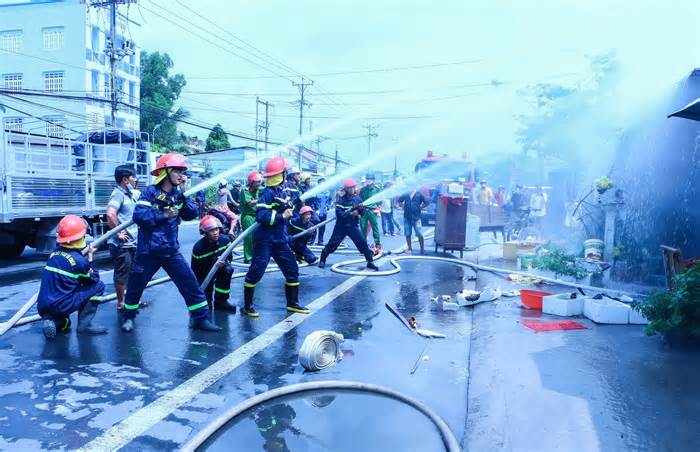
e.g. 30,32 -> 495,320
0,226 -> 698,451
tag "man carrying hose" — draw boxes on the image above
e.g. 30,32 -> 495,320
360,173 -> 382,255
240,171 -> 262,264
287,206 -> 318,264
121,153 -> 221,333
191,215 -> 238,314
37,215 -> 106,339
242,157 -> 309,318
318,178 -> 379,271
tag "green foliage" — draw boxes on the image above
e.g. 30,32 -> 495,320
534,248 -> 589,280
635,263 -> 700,337
139,51 -> 189,149
205,184 -> 218,204
205,124 -> 231,151
595,176 -> 614,193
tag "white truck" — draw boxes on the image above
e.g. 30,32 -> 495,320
0,117 -> 150,258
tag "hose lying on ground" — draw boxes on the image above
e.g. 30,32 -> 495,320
298,330 -> 345,371
180,380 -> 461,452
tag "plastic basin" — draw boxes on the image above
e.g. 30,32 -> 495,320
520,289 -> 553,310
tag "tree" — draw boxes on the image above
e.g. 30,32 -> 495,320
205,123 -> 231,151
139,51 -> 189,148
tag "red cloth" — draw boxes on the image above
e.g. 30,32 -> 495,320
521,320 -> 588,332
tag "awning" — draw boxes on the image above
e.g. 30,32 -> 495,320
668,98 -> 700,122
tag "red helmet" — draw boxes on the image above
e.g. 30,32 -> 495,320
264,156 -> 287,177
199,215 -> 223,234
343,178 -> 357,189
57,215 -> 86,244
151,153 -> 188,176
247,171 -> 262,185
299,206 -> 313,215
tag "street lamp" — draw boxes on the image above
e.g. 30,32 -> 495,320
152,123 -> 162,145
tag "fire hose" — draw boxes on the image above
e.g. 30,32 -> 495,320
180,381 -> 461,452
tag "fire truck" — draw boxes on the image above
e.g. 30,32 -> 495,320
414,151 -> 477,225
0,119 -> 150,258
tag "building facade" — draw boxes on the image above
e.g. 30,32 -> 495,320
0,0 -> 140,136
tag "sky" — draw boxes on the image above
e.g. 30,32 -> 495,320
131,0 -> 700,172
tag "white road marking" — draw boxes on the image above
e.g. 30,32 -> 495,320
78,275 -> 366,452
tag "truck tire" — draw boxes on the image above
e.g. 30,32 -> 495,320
0,243 -> 25,259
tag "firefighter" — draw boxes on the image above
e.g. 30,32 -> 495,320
121,153 -> 221,333
240,171 -> 263,264
360,173 -> 383,255
37,215 -> 106,339
191,215 -> 238,314
243,157 -> 308,317
288,206 -> 317,264
283,167 -> 303,211
318,178 -> 379,271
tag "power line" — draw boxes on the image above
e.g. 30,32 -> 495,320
187,58 -> 484,80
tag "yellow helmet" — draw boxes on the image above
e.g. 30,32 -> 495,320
300,172 -> 311,182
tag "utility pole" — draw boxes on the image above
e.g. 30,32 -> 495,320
391,137 -> 399,177
255,97 -> 272,158
363,124 -> 378,156
313,135 -> 329,172
292,77 -> 313,169
92,0 -> 136,127
334,145 -> 339,175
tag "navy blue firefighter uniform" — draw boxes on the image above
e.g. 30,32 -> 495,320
122,184 -> 218,330
287,215 -> 318,264
243,184 -> 309,317
191,233 -> 238,312
319,191 -> 378,270
37,247 -> 106,336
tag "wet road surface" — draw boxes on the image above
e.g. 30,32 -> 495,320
0,229 -> 698,451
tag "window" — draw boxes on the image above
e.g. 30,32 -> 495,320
42,27 -> 64,51
2,73 -> 23,91
44,71 -> 64,92
91,26 -> 99,50
91,70 -> 100,94
128,81 -> 135,104
127,120 -> 136,130
44,116 -> 65,138
0,30 -> 22,52
5,117 -> 23,133
88,112 -> 102,129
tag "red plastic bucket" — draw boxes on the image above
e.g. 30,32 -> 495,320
520,289 -> 553,310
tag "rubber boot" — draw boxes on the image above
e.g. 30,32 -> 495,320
366,260 -> 379,271
318,250 -> 328,269
285,284 -> 309,314
121,318 -> 134,332
77,302 -> 107,335
191,316 -> 223,332
42,317 -> 57,340
214,294 -> 238,313
241,285 -> 259,317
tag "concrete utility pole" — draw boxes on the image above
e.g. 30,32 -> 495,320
254,97 -> 272,158
313,135 -> 329,171
334,145 -> 339,174
92,0 -> 136,127
292,77 -> 313,169
363,124 -> 378,156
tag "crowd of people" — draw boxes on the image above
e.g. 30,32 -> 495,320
35,153 -> 416,339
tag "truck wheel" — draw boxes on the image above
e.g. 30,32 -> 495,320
0,243 -> 25,259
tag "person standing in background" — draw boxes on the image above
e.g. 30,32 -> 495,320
380,182 -> 394,236
476,179 -> 494,205
494,185 -> 506,208
529,184 -> 548,228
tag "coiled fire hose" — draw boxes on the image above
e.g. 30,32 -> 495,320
180,380 -> 461,452
298,330 -> 345,371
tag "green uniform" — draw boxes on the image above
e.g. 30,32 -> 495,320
240,186 -> 262,262
360,185 -> 382,246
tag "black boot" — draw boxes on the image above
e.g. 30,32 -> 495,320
214,294 -> 238,313
77,302 -> 107,335
285,284 -> 309,314
366,260 -> 379,271
191,316 -> 223,332
241,285 -> 259,317
318,251 -> 328,269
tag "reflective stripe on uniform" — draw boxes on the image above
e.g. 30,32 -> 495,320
289,223 -> 306,232
192,245 -> 229,260
45,266 -> 89,279
336,204 -> 352,210
256,203 -> 274,209
270,212 -> 276,225
285,281 -> 300,287
244,282 -> 256,288
136,200 -> 152,206
89,295 -> 101,301
214,287 -> 230,294
188,301 -> 208,311
124,302 -> 140,310
61,318 -> 71,331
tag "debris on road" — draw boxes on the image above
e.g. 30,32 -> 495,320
521,320 -> 588,332
507,274 -> 544,285
298,330 -> 345,371
416,328 -> 447,338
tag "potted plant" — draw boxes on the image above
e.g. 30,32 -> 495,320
533,248 -> 589,282
634,262 -> 700,347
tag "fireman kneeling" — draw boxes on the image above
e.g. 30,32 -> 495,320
37,215 -> 106,339
191,215 -> 238,313
288,206 -> 318,264
242,156 -> 309,317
